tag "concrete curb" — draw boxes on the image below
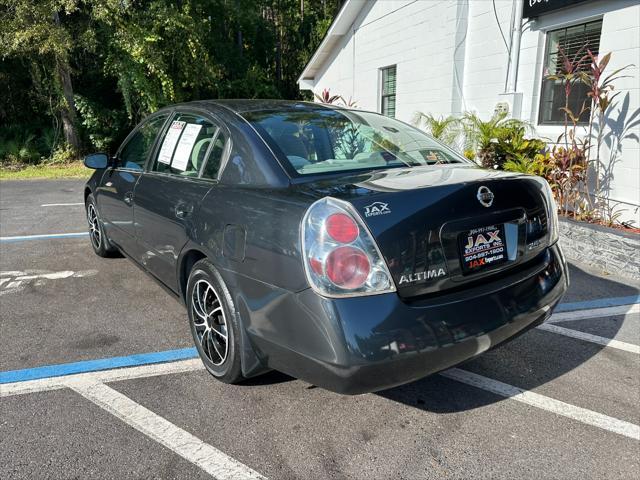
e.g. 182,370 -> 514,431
559,218 -> 640,281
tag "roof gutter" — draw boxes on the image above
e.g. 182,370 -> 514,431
297,0 -> 367,90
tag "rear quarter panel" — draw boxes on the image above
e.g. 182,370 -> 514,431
191,186 -> 314,377
194,186 -> 309,292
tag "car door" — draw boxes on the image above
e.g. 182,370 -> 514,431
133,110 -> 230,292
98,113 -> 169,254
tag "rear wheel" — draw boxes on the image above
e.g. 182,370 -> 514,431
187,259 -> 244,383
85,194 -> 117,257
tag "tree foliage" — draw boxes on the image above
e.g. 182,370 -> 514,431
0,0 -> 341,160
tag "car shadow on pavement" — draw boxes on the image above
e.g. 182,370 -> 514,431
242,369 -> 295,387
376,263 -> 639,412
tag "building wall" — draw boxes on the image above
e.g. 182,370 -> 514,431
307,0 -> 640,224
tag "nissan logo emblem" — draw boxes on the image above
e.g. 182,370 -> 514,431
477,186 -> 494,207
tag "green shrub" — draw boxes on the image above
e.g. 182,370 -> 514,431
75,95 -> 128,152
46,144 -> 78,165
0,132 -> 40,165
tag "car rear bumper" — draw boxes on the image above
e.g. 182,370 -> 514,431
248,244 -> 568,394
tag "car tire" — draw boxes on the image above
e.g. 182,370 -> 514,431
186,259 -> 244,384
85,194 -> 117,257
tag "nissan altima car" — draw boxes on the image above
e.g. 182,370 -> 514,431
83,100 -> 568,394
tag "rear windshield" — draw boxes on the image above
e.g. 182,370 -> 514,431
244,108 -> 468,176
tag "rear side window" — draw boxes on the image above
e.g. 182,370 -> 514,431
119,114 -> 168,170
152,113 -> 218,177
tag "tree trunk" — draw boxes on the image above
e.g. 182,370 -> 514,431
275,12 -> 282,84
53,11 -> 80,151
56,60 -> 80,151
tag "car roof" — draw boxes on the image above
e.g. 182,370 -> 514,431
173,99 -> 338,115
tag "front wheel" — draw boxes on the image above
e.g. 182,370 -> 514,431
85,194 -> 117,257
187,259 -> 244,384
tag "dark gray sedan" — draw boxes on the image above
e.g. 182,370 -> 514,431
83,100 -> 568,394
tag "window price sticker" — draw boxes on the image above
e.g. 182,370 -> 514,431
171,124 -> 203,171
158,121 -> 185,165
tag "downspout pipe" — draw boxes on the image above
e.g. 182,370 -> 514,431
506,0 -> 524,93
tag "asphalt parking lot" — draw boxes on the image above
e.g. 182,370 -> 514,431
1,179 -> 639,479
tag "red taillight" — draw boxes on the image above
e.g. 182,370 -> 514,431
326,213 -> 359,243
302,197 -> 395,297
325,246 -> 371,289
309,257 -> 323,275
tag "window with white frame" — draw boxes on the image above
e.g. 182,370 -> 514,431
539,20 -> 602,125
380,66 -> 397,118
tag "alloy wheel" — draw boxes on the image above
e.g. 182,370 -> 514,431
191,279 -> 229,365
87,203 -> 102,250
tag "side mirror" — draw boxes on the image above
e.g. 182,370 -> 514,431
84,153 -> 109,169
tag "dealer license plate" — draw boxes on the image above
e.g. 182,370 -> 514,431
459,224 -> 507,273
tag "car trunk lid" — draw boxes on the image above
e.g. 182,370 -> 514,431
295,165 -> 551,298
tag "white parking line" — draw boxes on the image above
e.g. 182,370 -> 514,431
4,354 -> 639,444
41,202 -> 84,207
549,304 -> 640,323
68,378 -> 265,480
538,323 -> 640,354
0,232 -> 88,242
441,368 -> 640,440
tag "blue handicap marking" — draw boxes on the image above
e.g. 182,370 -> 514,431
0,347 -> 198,384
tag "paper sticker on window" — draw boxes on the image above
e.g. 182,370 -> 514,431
171,124 -> 203,171
420,150 -> 445,163
158,121 -> 185,165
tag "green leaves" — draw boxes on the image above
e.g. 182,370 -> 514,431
2,0 -> 341,162
412,113 -> 461,147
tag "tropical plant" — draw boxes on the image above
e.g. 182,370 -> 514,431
341,96 -> 358,108
461,112 -> 533,169
542,47 -> 634,224
545,142 -> 589,216
496,126 -> 547,167
412,113 -> 461,147
336,123 -> 366,159
542,46 -> 593,216
585,50 -> 634,195
503,155 -> 546,176
315,88 -> 343,104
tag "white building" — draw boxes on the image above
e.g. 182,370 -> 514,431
298,0 -> 640,224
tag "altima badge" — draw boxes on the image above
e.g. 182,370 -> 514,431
477,186 -> 494,207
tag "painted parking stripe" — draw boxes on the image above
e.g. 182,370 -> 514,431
3,356 -> 639,443
1,359 -> 204,398
6,358 -> 640,446
0,232 -> 88,242
1,301 -> 638,386
67,378 -> 265,479
537,323 -> 640,354
0,347 -> 198,384
2,301 -> 638,385
41,202 -> 84,207
549,303 -> 640,324
555,295 -> 640,312
441,368 -> 640,440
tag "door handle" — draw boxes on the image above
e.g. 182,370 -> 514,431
124,191 -> 134,205
175,203 -> 194,219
